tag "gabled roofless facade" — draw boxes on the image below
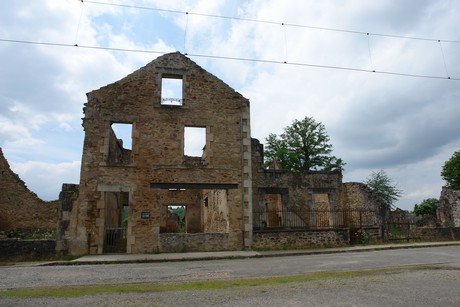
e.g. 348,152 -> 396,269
65,52 -> 253,255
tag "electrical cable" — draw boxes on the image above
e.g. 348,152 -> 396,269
83,0 -> 460,44
438,40 -> 450,79
1,37 -> 458,81
77,0 -> 459,80
282,23 -> 288,63
367,33 -> 375,72
74,1 -> 85,45
183,12 -> 189,54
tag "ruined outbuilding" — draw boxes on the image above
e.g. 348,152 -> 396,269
58,52 -> 387,255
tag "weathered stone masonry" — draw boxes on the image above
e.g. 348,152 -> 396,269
58,52 -> 389,255
0,53 -> 455,256
0,148 -> 58,232
64,52 -> 252,255
438,186 -> 460,227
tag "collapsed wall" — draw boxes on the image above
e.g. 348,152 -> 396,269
0,148 -> 58,231
438,186 -> 460,227
339,182 -> 389,226
339,182 -> 388,211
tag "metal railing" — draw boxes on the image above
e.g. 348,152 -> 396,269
161,97 -> 183,106
103,227 -> 127,253
253,208 -> 380,230
387,222 -> 421,242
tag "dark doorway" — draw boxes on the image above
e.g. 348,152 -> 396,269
103,191 -> 129,253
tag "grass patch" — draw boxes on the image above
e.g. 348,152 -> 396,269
0,267 -> 431,299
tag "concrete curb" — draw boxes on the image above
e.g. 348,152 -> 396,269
38,241 -> 460,266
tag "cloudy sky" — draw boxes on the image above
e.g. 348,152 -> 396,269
1,0 -> 459,211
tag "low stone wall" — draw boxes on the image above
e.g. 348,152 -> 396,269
350,226 -> 383,244
252,229 -> 350,250
159,233 -> 236,253
0,239 -> 56,260
412,227 -> 460,241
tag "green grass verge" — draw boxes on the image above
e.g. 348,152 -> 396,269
0,267 -> 431,298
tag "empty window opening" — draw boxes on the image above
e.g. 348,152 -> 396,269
254,189 -> 289,229
155,186 -> 231,234
111,123 -> 132,149
163,205 -> 186,233
123,205 -> 129,226
108,123 -> 132,164
184,127 -> 206,157
161,75 -> 183,106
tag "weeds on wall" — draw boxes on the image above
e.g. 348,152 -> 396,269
350,228 -> 369,245
3,228 -> 56,240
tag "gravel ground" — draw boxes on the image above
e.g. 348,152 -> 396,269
2,268 -> 460,306
2,246 -> 460,291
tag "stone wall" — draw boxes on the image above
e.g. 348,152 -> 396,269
350,226 -> 383,244
159,232 -> 239,252
339,182 -> 388,212
410,227 -> 460,241
251,139 -> 343,212
0,148 -> 58,231
438,186 -> 460,227
250,139 -> 388,216
67,52 -> 252,255
340,182 -> 389,236
252,229 -> 349,250
0,239 -> 56,260
203,189 -> 229,233
56,184 -> 79,254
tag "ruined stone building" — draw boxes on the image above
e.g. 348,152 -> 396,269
59,52 -> 252,255
58,52 -> 387,255
1,53 -> 456,255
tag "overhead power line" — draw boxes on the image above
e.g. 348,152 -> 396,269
79,0 -> 458,80
83,0 -> 460,44
1,1 -> 458,80
0,37 -> 458,81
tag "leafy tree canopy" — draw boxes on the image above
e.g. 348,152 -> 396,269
413,198 -> 439,216
441,150 -> 460,190
264,116 -> 345,171
365,170 -> 403,208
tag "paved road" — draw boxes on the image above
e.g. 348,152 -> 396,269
1,246 -> 459,290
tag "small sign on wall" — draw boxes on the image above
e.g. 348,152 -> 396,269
141,211 -> 151,219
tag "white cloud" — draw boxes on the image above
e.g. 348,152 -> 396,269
0,115 -> 44,147
1,0 -> 460,211
10,160 -> 81,201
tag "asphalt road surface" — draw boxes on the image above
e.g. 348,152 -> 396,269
1,246 -> 460,306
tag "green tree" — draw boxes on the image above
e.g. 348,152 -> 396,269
413,198 -> 439,216
441,150 -> 460,190
365,170 -> 403,208
264,116 -> 345,171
